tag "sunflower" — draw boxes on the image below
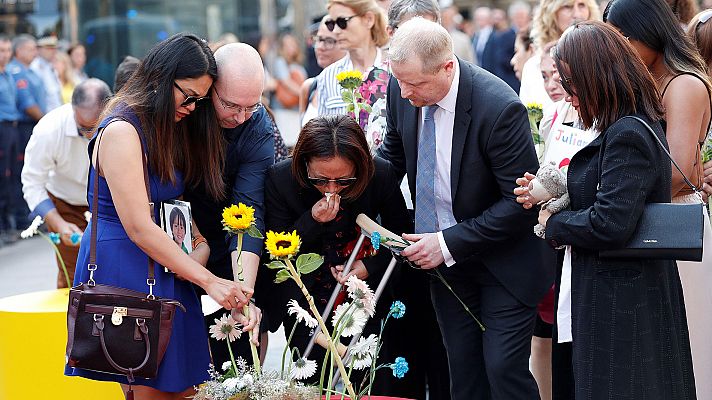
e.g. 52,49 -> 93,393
221,203 -> 256,232
336,70 -> 364,90
265,230 -> 301,259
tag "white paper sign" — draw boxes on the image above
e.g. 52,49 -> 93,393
543,123 -> 597,173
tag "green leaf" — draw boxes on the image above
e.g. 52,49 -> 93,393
361,104 -> 372,113
265,261 -> 285,270
341,90 -> 353,103
296,253 -> 323,275
274,268 -> 291,284
246,225 -> 263,239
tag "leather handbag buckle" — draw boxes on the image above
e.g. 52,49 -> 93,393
112,306 -> 128,326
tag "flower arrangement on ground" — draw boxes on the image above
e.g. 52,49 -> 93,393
221,203 -> 264,373
195,228 -> 409,399
19,215 -> 81,288
526,102 -> 545,164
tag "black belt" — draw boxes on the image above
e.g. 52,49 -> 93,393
0,120 -> 18,127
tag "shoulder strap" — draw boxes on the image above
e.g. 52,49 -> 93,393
622,116 -> 700,192
661,72 -> 712,135
88,118 -> 156,294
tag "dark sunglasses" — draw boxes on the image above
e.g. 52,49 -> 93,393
307,176 -> 357,187
174,82 -> 210,107
325,15 -> 360,31
313,35 -> 338,49
559,74 -> 576,97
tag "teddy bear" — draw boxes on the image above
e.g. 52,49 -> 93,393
528,161 -> 570,239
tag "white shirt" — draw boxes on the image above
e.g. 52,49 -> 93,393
30,57 -> 63,112
518,54 -> 553,110
421,61 -> 460,267
21,104 -> 90,216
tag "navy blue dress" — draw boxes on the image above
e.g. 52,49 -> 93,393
64,108 -> 211,392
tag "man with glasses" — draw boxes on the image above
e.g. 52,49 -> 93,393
185,43 -> 275,368
21,78 -> 111,288
378,19 -> 554,400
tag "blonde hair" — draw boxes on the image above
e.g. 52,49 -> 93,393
531,0 -> 600,49
53,51 -> 74,85
327,0 -> 389,47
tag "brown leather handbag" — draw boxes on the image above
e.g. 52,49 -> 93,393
65,121 -> 185,395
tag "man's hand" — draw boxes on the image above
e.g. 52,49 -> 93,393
331,260 -> 369,284
401,233 -> 445,269
44,209 -> 83,246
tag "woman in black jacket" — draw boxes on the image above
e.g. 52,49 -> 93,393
262,115 -> 412,392
516,21 -> 695,399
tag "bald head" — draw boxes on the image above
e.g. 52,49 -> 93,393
212,43 -> 267,129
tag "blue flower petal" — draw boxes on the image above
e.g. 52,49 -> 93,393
70,232 -> 82,244
390,357 -> 409,378
48,232 -> 61,244
370,231 -> 381,251
390,300 -> 406,319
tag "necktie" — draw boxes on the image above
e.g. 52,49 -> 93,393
415,105 -> 438,233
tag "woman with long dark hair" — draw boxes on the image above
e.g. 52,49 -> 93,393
65,33 -> 251,399
605,2 -> 712,396
516,21 -> 695,399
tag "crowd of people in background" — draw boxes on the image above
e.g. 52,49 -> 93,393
3,0 -> 712,398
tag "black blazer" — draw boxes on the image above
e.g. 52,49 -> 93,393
261,157 -> 412,328
377,58 -> 554,307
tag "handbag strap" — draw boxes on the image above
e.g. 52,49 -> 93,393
88,117 -> 157,298
598,116 -> 700,193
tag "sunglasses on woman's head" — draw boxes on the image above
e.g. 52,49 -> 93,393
697,9 -> 712,29
307,177 -> 357,187
325,15 -> 360,31
174,82 -> 210,107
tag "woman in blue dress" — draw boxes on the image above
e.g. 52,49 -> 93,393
65,33 -> 253,399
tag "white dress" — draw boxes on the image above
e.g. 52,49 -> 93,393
673,193 -> 712,400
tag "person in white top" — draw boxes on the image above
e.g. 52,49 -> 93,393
30,36 -> 63,112
21,78 -> 111,288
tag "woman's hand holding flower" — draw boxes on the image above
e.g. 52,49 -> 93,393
331,260 -> 369,284
312,193 -> 340,223
231,302 -> 262,345
514,172 -> 538,209
205,277 -> 252,310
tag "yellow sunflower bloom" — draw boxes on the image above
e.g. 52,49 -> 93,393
265,230 -> 301,259
221,203 -> 256,233
336,70 -> 364,90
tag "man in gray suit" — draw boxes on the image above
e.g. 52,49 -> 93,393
377,18 -> 554,399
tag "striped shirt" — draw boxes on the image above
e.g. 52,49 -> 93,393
315,48 -> 388,116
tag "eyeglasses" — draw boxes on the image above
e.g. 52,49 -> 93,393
559,75 -> 576,97
213,86 -> 263,114
76,125 -> 94,136
313,35 -> 338,50
307,176 -> 357,187
324,15 -> 361,31
174,82 -> 210,107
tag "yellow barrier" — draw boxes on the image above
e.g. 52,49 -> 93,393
0,289 -> 123,400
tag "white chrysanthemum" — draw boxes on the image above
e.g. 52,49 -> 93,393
290,357 -> 317,380
222,360 -> 233,371
208,314 -> 242,342
350,334 -> 378,370
222,377 -> 240,393
239,373 -> 254,388
20,216 -> 43,239
287,299 -> 318,328
345,275 -> 375,317
331,302 -> 368,337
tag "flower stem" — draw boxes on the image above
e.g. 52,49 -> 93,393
226,337 -> 238,374
234,233 -> 261,374
40,232 -> 70,288
284,259 -> 357,399
281,320 -> 299,379
434,269 -> 485,331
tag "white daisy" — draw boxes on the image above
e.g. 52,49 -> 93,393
287,299 -> 318,328
350,334 -> 378,370
331,302 -> 368,337
345,275 -> 376,317
20,216 -> 43,239
208,314 -> 242,342
290,357 -> 317,380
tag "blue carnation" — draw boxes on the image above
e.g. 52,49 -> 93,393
370,231 -> 381,251
390,300 -> 406,319
48,232 -> 61,244
390,357 -> 409,379
70,232 -> 82,245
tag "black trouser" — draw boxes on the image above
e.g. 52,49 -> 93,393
431,263 -> 539,400
0,121 -> 19,232
11,122 -> 33,228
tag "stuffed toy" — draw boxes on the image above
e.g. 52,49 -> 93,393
529,161 -> 570,239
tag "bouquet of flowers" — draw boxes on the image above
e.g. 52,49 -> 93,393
337,69 -> 389,154
19,215 -> 81,288
526,102 -> 545,164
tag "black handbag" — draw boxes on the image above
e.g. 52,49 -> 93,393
599,116 -> 704,261
65,120 -> 185,397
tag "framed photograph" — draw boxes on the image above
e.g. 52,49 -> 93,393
161,200 -> 193,255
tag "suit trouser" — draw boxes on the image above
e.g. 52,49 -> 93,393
431,263 -> 539,400
48,192 -> 88,288
0,122 -> 18,231
12,122 -> 33,227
